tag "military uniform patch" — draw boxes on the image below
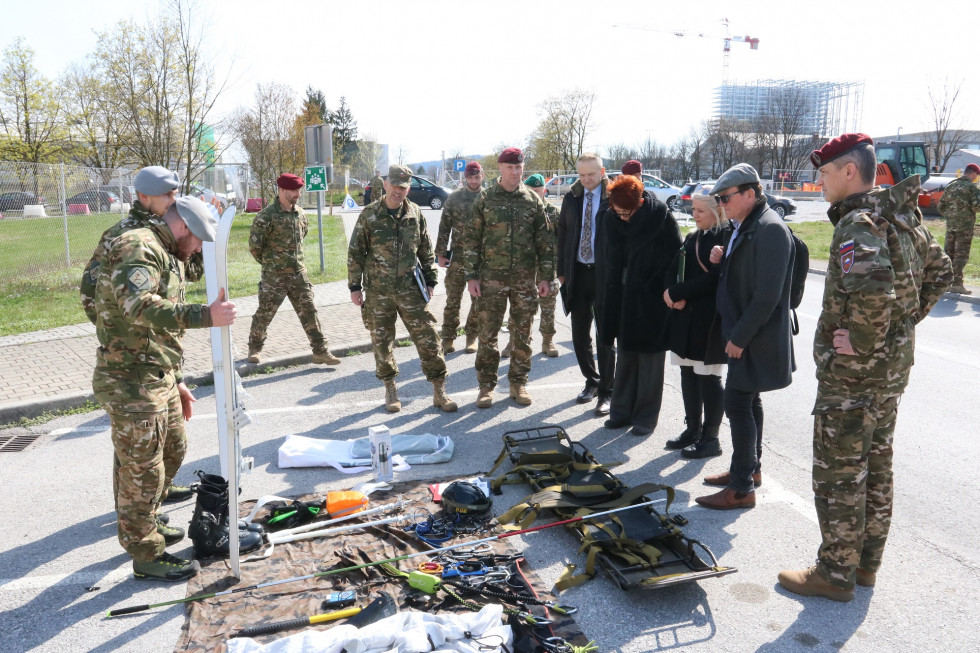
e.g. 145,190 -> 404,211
840,239 -> 855,274
128,267 -> 152,291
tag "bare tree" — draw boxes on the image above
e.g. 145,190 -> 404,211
528,89 -> 597,170
926,77 -> 969,172
61,62 -> 127,177
233,82 -> 299,204
0,37 -> 64,165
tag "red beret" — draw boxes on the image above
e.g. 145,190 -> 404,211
497,147 -> 524,164
621,160 -> 642,175
965,163 -> 980,175
811,133 -> 874,168
276,173 -> 304,190
464,161 -> 483,176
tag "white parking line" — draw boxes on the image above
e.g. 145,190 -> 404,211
0,568 -> 130,592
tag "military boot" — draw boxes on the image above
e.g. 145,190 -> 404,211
777,566 -> 854,602
247,349 -> 261,364
476,385 -> 494,409
432,379 -> 458,412
501,340 -> 513,358
188,483 -> 263,559
156,517 -> 185,545
313,350 -> 342,365
950,283 -> 971,295
162,483 -> 194,503
464,335 -> 478,353
442,337 -> 456,354
384,381 -> 401,412
509,383 -> 532,406
541,335 -> 559,357
133,552 -> 200,582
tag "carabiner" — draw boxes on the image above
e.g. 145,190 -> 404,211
544,601 -> 579,615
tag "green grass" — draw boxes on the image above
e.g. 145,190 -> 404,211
0,400 -> 100,429
0,212 -> 349,336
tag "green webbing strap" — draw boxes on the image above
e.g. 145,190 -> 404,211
499,483 -> 674,532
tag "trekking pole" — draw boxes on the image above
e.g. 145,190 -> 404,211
106,499 -> 659,617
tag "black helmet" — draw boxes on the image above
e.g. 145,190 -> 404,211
441,481 -> 492,517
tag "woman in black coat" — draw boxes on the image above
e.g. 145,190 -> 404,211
599,175 -> 681,436
663,194 -> 731,458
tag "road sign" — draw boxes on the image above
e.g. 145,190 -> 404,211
305,165 -> 327,192
454,159 -> 465,172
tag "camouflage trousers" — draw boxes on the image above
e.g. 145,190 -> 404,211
506,278 -> 557,337
441,260 -> 479,339
362,285 -> 447,382
812,389 -> 900,590
248,271 -> 328,354
944,227 -> 974,282
93,366 -> 185,561
475,276 -> 539,388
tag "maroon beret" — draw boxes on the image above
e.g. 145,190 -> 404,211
464,161 -> 483,176
965,163 -> 980,175
621,160 -> 642,175
497,147 -> 524,164
276,173 -> 304,190
811,133 -> 874,168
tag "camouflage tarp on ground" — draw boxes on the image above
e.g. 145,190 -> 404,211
175,478 -> 589,652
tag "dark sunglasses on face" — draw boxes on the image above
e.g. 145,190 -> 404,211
716,190 -> 742,205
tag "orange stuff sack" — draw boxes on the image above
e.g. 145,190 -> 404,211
326,491 -> 368,518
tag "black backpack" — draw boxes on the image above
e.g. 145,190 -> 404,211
788,229 -> 809,335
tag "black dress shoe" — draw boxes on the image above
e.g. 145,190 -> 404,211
595,395 -> 611,415
665,428 -> 701,450
630,425 -> 654,437
681,438 -> 722,459
604,417 -> 630,429
576,384 -> 599,403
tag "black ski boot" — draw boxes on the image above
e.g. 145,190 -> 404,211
189,481 -> 263,558
193,470 -> 264,534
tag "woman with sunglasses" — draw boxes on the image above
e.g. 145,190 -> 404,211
598,175 -> 681,437
663,193 -> 731,458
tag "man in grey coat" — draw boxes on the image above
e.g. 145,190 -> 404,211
695,163 -> 796,510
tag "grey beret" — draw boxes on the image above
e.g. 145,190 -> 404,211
711,163 -> 761,194
134,166 -> 180,196
174,196 -> 217,242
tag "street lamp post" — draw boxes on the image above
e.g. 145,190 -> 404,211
897,127 -> 903,141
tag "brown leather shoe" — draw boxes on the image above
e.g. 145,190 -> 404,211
695,487 -> 755,510
778,566 -> 854,602
704,470 -> 762,488
856,567 -> 876,587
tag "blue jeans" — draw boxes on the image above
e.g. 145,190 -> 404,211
724,387 -> 763,494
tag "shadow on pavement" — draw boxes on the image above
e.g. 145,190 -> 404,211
755,589 -> 871,651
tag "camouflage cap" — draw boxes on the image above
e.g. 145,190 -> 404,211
388,164 -> 413,187
712,163 -> 760,193
134,166 -> 180,196
175,196 -> 217,242
524,174 -> 545,187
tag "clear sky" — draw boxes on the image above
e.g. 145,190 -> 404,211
5,0 -> 978,164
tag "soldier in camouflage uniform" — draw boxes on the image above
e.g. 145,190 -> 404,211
367,170 -> 385,205
937,162 -> 980,294
779,134 -> 952,602
247,173 -> 341,366
436,161 -> 483,355
522,173 -> 560,357
93,197 -> 237,581
80,166 -> 201,504
348,164 -> 457,413
464,148 -> 555,407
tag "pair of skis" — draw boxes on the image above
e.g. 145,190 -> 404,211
202,206 -> 251,579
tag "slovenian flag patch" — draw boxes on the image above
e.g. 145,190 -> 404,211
840,239 -> 855,273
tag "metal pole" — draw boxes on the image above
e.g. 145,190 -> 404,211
60,164 -> 70,266
317,190 -> 325,272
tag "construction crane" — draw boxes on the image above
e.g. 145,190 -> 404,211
613,18 -> 759,88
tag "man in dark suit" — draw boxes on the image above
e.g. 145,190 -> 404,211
695,163 -> 796,510
557,153 -> 615,415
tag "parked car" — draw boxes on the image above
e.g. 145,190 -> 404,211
65,189 -> 119,213
543,174 -> 579,197
674,181 -> 715,214
607,172 -> 682,209
0,191 -> 45,211
764,192 -> 797,219
364,175 -> 450,209
99,184 -> 135,204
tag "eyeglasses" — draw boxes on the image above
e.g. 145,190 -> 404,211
716,190 -> 743,205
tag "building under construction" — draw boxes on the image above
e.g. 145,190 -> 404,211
714,79 -> 864,136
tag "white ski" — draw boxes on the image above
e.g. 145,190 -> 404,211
202,205 -> 249,579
